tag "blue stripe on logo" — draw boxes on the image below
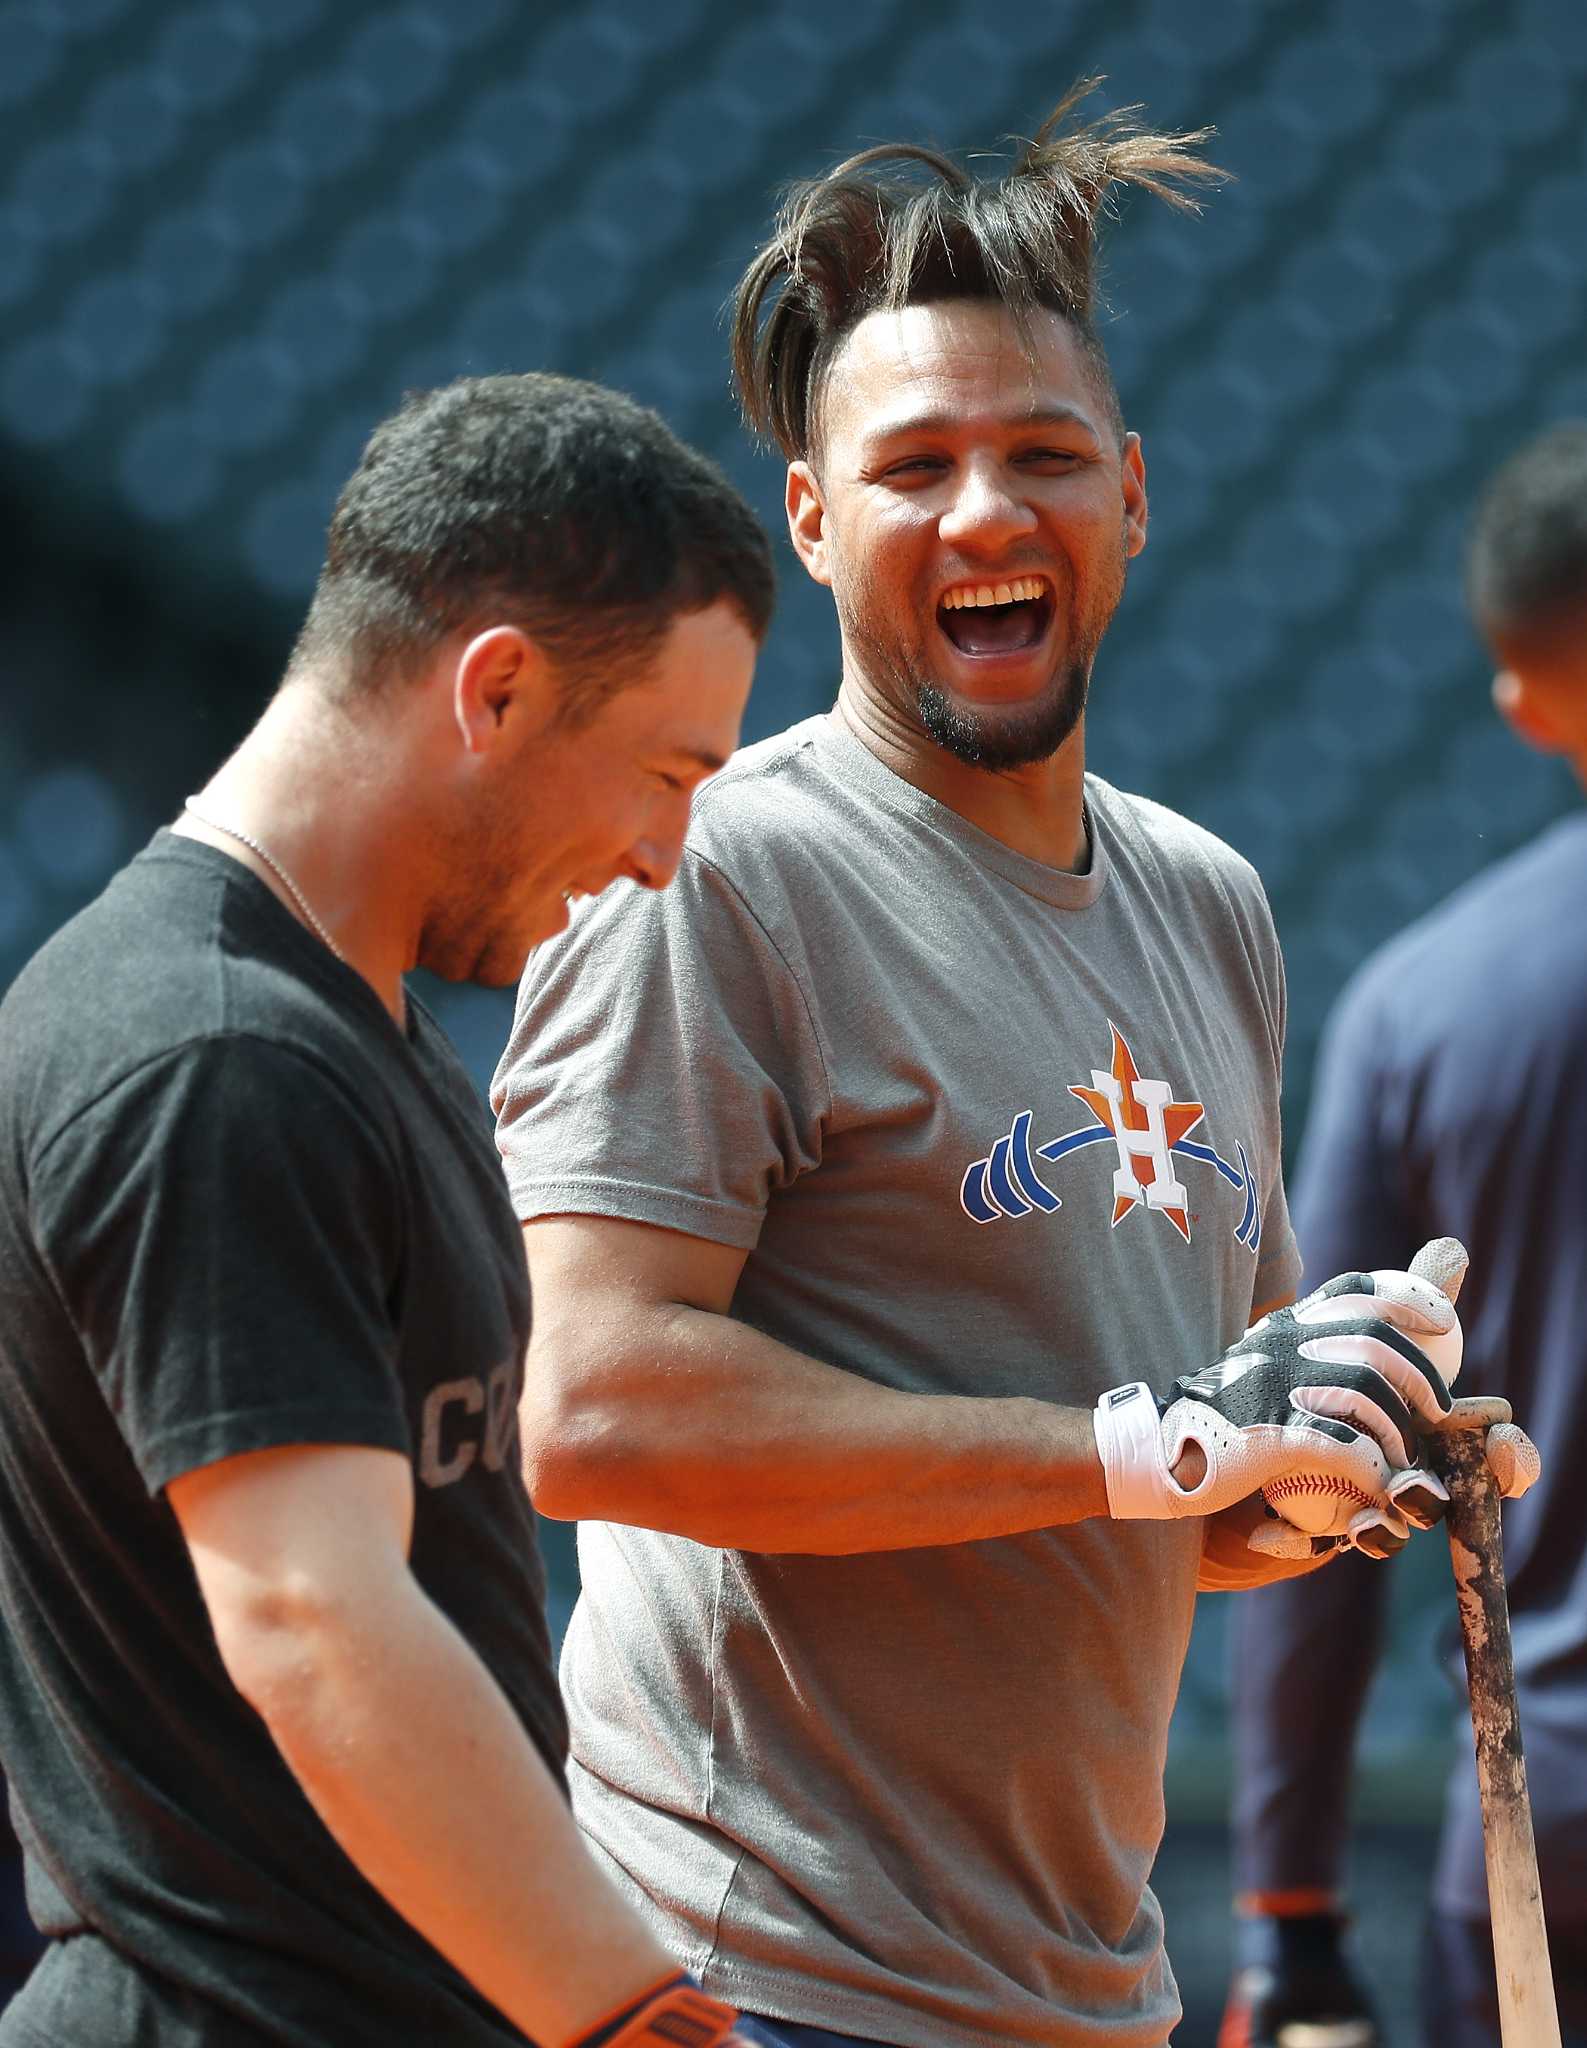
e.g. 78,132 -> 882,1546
1008,1110 -> 1061,1213
987,1134 -> 1033,1218
960,1158 -> 1000,1224
1035,1125 -> 1115,1165
1172,1138 -> 1244,1191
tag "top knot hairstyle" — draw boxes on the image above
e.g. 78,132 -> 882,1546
730,78 -> 1227,462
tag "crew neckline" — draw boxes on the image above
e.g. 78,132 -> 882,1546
148,829 -> 421,1044
809,714 -> 1110,911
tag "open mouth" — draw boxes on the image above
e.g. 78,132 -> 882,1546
937,575 -> 1054,658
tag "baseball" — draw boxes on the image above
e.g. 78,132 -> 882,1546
1405,1315 -> 1464,1387
1261,1471 -> 1380,1537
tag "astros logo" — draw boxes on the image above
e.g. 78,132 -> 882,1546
959,1022 -> 1262,1253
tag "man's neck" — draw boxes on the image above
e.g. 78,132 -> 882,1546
833,684 -> 1090,873
174,690 -> 419,1027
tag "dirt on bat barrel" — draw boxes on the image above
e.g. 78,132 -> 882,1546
1433,1428 -> 1532,1813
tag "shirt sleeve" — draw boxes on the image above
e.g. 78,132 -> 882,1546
492,850 -> 831,1249
30,1034 -> 409,1495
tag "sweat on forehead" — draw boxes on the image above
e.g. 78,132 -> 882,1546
808,300 -> 1123,465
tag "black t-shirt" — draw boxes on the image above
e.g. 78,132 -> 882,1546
0,833 -> 568,2044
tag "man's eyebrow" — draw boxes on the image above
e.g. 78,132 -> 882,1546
674,746 -> 730,773
861,403 -> 1100,449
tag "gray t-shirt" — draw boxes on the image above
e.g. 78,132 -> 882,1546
494,715 -> 1300,2048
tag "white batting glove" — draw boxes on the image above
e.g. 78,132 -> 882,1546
1484,1422 -> 1542,1498
1093,1267 -> 1459,1527
1252,1422 -> 1542,1561
1251,1475 -> 1433,1562
1355,1419 -> 1539,1535
1266,1258 -> 1465,1558
1243,1244 -> 1537,1560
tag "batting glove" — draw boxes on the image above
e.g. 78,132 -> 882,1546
1093,1268 -> 1458,1528
1254,1419 -> 1543,1563
1484,1421 -> 1542,1499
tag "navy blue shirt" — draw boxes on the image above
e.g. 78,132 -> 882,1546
1230,810 -> 1587,1919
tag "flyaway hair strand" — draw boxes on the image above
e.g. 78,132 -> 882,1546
730,78 -> 1228,459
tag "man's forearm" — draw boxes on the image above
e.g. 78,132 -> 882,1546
526,1300 -> 1111,1551
244,1576 -> 675,2044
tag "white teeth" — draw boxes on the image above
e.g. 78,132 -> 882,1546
940,576 -> 1046,610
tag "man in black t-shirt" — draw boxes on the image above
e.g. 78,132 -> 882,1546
0,375 -> 774,2047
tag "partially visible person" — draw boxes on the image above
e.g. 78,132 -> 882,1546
0,373 -> 774,2046
1220,422 -> 1587,2048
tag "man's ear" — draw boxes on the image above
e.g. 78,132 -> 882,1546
451,627 -> 556,755
1492,669 -> 1567,756
786,462 -> 833,588
1122,432 -> 1148,559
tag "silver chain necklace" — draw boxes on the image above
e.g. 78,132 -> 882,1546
182,796 -> 346,964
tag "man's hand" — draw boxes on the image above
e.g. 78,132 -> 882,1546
1244,1244 -> 1539,1560
170,1442 -> 682,2045
1093,1266 -> 1458,1528
1251,1417 -> 1542,1563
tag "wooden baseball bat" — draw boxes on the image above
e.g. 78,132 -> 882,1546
1411,1237 -> 1560,2048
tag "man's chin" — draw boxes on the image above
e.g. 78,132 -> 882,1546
417,950 -> 527,992
916,672 -> 1088,770
416,913 -> 557,990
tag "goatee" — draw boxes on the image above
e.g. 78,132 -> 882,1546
915,662 -> 1090,770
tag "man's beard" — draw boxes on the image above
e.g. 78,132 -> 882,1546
837,551 -> 1120,772
845,613 -> 1096,770
915,660 -> 1090,769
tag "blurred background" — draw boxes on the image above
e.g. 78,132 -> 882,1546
2,0 -> 1583,2036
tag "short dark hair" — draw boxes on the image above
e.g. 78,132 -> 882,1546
1468,422 -> 1587,648
730,78 -> 1225,462
290,374 -> 775,717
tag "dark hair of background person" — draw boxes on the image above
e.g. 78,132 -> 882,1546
729,76 -> 1227,465
287,372 -> 777,724
1466,420 -> 1587,651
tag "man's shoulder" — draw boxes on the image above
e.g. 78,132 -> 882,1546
1405,808 -> 1585,949
678,714 -> 861,893
0,840 -> 394,1160
688,716 -> 837,831
1347,809 -> 1587,1022
1091,776 -> 1268,910
1,851 -> 205,1090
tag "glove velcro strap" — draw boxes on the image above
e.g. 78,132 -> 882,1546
568,1973 -> 741,2048
1093,1382 -> 1177,1519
